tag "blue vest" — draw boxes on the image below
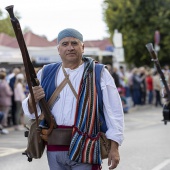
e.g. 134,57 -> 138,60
41,62 -> 107,133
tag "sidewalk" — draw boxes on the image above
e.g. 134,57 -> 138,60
128,104 -> 163,113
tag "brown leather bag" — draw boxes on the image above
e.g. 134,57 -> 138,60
100,132 -> 111,159
41,128 -> 73,145
22,119 -> 45,161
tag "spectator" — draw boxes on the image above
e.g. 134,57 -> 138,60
139,67 -> 147,105
146,70 -> 154,104
9,67 -> 21,126
112,67 -> 120,88
131,68 -> 145,106
0,69 -> 13,129
153,71 -> 163,107
14,73 -> 26,130
118,88 -> 129,113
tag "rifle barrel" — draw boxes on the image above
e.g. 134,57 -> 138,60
146,43 -> 170,100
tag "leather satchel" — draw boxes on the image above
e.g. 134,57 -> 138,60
22,118 -> 45,162
100,132 -> 111,159
41,128 -> 73,145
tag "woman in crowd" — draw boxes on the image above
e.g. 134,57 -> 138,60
0,68 -> 13,133
14,73 -> 26,130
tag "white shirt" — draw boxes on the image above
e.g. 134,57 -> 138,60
22,63 -> 124,145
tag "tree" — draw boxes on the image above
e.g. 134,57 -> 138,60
103,0 -> 170,67
0,9 -> 21,37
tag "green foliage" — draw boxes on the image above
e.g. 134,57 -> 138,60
103,0 -> 170,67
0,9 -> 21,37
0,17 -> 15,37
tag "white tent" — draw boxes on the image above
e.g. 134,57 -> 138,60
0,46 -> 23,63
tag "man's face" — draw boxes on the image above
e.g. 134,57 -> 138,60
57,37 -> 84,65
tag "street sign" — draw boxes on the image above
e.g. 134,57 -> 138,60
114,47 -> 125,62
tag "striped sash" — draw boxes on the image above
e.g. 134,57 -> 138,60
68,57 -> 102,165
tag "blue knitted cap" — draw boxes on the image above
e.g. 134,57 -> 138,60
57,28 -> 83,43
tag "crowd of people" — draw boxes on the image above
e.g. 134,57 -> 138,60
107,64 -> 169,113
0,67 -> 27,134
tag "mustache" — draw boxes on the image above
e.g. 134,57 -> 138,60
67,52 -> 76,55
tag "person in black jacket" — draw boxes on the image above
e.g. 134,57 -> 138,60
9,67 -> 21,126
112,67 -> 120,88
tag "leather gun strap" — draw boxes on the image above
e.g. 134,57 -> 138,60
47,77 -> 67,107
62,66 -> 78,99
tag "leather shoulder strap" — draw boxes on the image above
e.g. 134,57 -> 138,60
47,77 -> 67,107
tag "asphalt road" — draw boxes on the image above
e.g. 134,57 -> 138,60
0,105 -> 170,170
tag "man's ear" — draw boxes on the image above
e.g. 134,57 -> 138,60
57,45 -> 60,55
82,43 -> 84,53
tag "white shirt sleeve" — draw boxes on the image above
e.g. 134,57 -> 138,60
101,68 -> 124,145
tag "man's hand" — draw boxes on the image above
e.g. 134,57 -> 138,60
28,86 -> 45,113
108,140 -> 120,169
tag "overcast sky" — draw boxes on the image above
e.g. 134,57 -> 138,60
1,0 -> 109,41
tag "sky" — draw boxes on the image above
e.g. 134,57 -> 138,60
1,0 -> 109,41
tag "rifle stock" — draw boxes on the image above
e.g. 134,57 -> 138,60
5,5 -> 55,127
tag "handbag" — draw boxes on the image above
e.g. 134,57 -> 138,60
100,132 -> 111,159
22,118 -> 45,162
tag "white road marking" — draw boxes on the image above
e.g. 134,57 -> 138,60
0,147 -> 25,157
151,159 -> 170,170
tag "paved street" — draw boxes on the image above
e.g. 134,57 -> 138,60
0,105 -> 170,170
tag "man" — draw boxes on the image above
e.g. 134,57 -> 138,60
22,28 -> 124,170
9,67 -> 21,126
112,67 -> 120,88
139,67 -> 146,105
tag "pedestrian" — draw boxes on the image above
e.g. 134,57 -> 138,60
112,67 -> 120,88
0,69 -> 13,131
131,68 -> 145,106
118,88 -> 129,113
14,73 -> 26,130
0,111 -> 9,134
139,67 -> 147,105
146,70 -> 153,105
9,67 -> 21,127
153,71 -> 163,107
22,28 -> 124,170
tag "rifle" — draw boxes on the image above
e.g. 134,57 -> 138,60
146,43 -> 170,124
5,5 -> 57,125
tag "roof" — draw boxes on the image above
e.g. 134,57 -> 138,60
0,31 -> 56,48
84,38 -> 113,51
0,33 -> 15,46
0,32 -> 113,51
